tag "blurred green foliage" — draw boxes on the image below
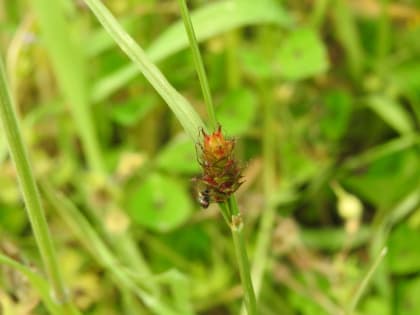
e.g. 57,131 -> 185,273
0,0 -> 420,314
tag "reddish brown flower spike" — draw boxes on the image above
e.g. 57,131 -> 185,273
196,126 -> 243,206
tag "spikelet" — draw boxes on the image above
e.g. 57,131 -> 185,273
196,126 -> 243,205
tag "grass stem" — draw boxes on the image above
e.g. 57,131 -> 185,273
176,3 -> 257,312
31,0 -> 105,173
347,247 -> 388,315
83,0 -> 205,142
0,57 -> 77,314
177,0 -> 217,130
310,0 -> 330,28
230,210 -> 258,315
375,0 -> 390,72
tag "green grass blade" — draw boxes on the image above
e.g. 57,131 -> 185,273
347,247 -> 388,315
0,57 -> 79,314
366,95 -> 414,135
0,131 -> 6,162
41,182 -> 181,315
230,212 -> 258,315
341,134 -> 420,171
91,0 -> 293,103
0,254 -> 60,315
147,0 -> 292,62
31,0 -> 104,173
177,0 -> 217,129
83,0 -> 205,141
85,17 -> 136,57
331,0 -> 364,79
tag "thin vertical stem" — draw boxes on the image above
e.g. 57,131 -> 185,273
310,0 -> 330,29
0,57 -> 77,314
347,247 -> 388,315
375,0 -> 390,73
176,2 -> 256,313
230,210 -> 257,315
332,0 -> 364,80
31,0 -> 105,174
218,201 -> 232,226
177,0 -> 217,130
83,0 -> 205,143
228,195 -> 240,216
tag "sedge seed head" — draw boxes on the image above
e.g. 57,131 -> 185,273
202,126 -> 235,161
195,126 -> 244,206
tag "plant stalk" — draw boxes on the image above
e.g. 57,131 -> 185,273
31,0 -> 105,174
375,0 -> 390,73
83,0 -> 205,143
347,247 -> 388,315
0,57 -> 77,313
176,2 -> 257,311
177,0 -> 217,130
310,0 -> 330,28
230,209 -> 257,315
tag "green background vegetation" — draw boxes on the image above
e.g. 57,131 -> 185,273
1,0 -> 420,314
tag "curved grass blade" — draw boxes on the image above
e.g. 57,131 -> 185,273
91,0 -> 293,103
83,0 -> 205,141
31,0 -> 104,173
0,254 -> 68,315
41,182 -> 182,315
0,55 -> 79,314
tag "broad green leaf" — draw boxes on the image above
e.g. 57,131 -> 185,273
110,94 -> 158,126
92,0 -> 293,102
216,88 -> 257,136
277,28 -> 329,80
289,290 -> 329,315
320,89 -> 352,140
361,296 -> 390,315
345,148 -> 420,207
161,226 -> 211,261
390,60 -> 420,122
301,227 -> 370,251
391,61 -> 420,93
125,173 -> 193,232
147,0 -> 292,62
389,224 -> 420,274
366,96 -> 414,135
125,268 -> 194,315
280,140 -> 319,185
239,49 -> 272,79
156,134 -> 201,174
397,278 -> 420,315
343,134 -> 420,171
